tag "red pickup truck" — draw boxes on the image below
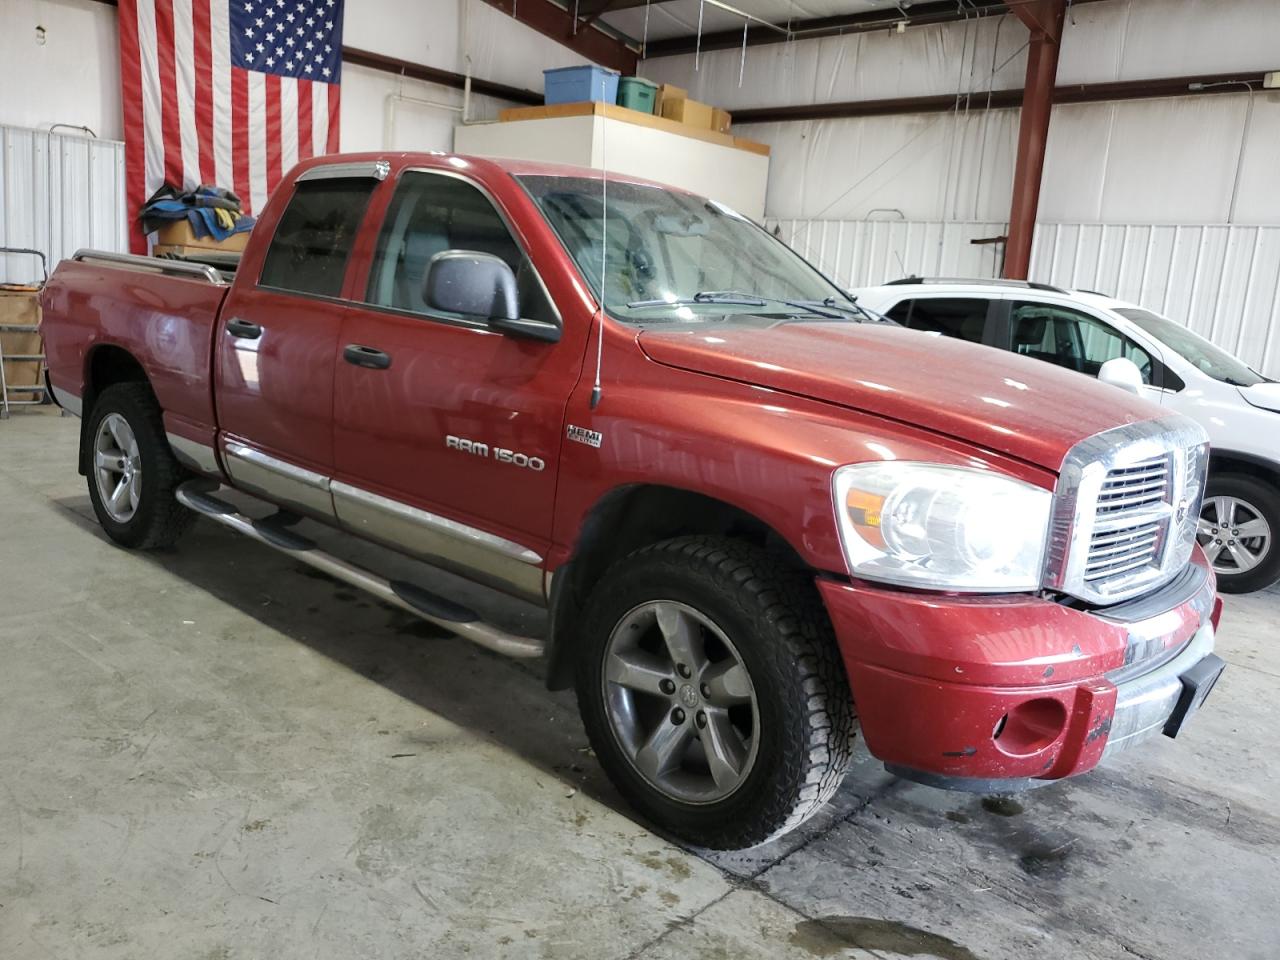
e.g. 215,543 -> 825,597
40,152 -> 1225,849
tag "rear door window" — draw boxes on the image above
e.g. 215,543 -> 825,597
259,178 -> 375,298
895,297 -> 991,344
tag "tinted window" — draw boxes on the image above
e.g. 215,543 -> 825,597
366,172 -> 556,325
1116,307 -> 1266,387
884,300 -> 913,324
259,178 -> 374,297
1011,302 -> 1155,383
901,298 -> 989,343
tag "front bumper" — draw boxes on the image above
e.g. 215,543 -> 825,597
819,552 -> 1223,791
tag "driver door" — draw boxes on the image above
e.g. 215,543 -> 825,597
329,169 -> 576,602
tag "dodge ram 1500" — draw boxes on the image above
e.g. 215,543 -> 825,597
40,153 -> 1226,849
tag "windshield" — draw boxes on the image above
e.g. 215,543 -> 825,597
1115,308 -> 1268,387
518,175 -> 857,324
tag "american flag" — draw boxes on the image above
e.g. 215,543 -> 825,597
118,0 -> 345,253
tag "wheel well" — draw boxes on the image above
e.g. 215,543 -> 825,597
78,346 -> 152,474
544,485 -> 810,690
1209,451 -> 1280,488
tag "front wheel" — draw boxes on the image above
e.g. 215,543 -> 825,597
85,382 -> 194,549
1198,473 -> 1280,594
574,536 -> 856,849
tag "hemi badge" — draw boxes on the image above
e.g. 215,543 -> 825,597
567,424 -> 603,448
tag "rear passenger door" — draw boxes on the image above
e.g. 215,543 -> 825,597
883,297 -> 1001,347
215,170 -> 378,518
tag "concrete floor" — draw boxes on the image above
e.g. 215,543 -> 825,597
1,408 -> 1277,960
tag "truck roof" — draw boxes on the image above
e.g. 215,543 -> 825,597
297,151 -> 696,197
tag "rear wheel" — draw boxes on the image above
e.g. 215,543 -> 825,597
575,536 -> 856,849
1198,473 -> 1280,594
85,383 -> 194,549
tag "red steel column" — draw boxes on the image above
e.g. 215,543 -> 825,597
1004,0 -> 1067,279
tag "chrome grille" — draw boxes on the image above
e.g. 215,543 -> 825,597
1046,417 -> 1210,606
1084,456 -> 1171,586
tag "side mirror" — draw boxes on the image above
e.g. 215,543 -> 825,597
424,250 -> 519,321
1098,357 -> 1144,396
423,250 -> 560,343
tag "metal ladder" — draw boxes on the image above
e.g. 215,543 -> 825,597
0,248 -> 49,420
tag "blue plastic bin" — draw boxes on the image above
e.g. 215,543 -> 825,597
543,65 -> 620,106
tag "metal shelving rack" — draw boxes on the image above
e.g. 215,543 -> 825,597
0,247 -> 49,419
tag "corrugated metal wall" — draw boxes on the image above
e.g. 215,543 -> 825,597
770,217 -> 1280,378
0,123 -> 127,284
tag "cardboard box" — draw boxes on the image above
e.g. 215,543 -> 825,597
661,96 -> 715,130
0,289 -> 44,396
656,83 -> 687,116
154,218 -> 250,253
711,107 -> 732,134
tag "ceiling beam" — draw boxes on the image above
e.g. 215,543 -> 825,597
729,71 -> 1270,123
642,0 -> 1111,59
342,48 -> 542,104
480,0 -> 639,75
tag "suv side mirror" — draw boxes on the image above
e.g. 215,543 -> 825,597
1098,357 -> 1144,396
423,250 -> 560,343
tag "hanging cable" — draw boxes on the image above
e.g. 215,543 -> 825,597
972,13 -> 1007,219
739,19 -> 748,87
695,0 -> 705,70
642,0 -> 652,58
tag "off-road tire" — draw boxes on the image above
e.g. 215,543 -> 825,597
1204,473 -> 1280,594
575,535 -> 856,849
85,383 -> 194,549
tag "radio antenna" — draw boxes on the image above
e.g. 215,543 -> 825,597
590,111 -> 608,409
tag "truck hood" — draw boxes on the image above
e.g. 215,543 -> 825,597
1237,382 -> 1280,414
638,321 -> 1163,472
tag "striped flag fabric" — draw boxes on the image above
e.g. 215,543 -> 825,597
118,0 -> 345,253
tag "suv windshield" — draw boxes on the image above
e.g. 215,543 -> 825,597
1115,308 -> 1268,387
518,175 -> 858,324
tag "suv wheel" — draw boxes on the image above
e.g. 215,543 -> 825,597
85,383 -> 195,549
575,536 -> 856,849
1198,474 -> 1280,594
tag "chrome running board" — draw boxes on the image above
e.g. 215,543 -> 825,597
176,480 -> 544,659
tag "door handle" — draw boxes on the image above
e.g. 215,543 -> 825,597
343,344 -> 392,370
226,317 -> 263,339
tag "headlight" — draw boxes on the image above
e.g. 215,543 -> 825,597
832,462 -> 1052,592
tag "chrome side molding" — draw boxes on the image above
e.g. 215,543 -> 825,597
51,385 -> 82,417
175,481 -> 544,659
166,433 -> 220,474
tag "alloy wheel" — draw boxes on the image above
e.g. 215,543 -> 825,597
94,412 -> 142,524
602,600 -> 760,805
1198,495 -> 1271,575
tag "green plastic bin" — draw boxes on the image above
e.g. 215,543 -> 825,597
617,77 -> 658,114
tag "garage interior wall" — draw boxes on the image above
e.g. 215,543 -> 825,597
645,0 -> 1280,376
0,0 -> 598,282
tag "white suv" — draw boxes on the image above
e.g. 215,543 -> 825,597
853,278 -> 1280,594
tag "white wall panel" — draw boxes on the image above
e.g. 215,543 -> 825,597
1029,223 -> 1280,378
768,217 -> 1011,291
0,124 -> 127,284
774,215 -> 1280,379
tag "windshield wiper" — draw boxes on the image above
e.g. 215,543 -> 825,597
626,291 -> 766,309
798,297 -> 895,324
625,290 -> 843,319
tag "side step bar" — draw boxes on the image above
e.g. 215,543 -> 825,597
175,481 -> 545,659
